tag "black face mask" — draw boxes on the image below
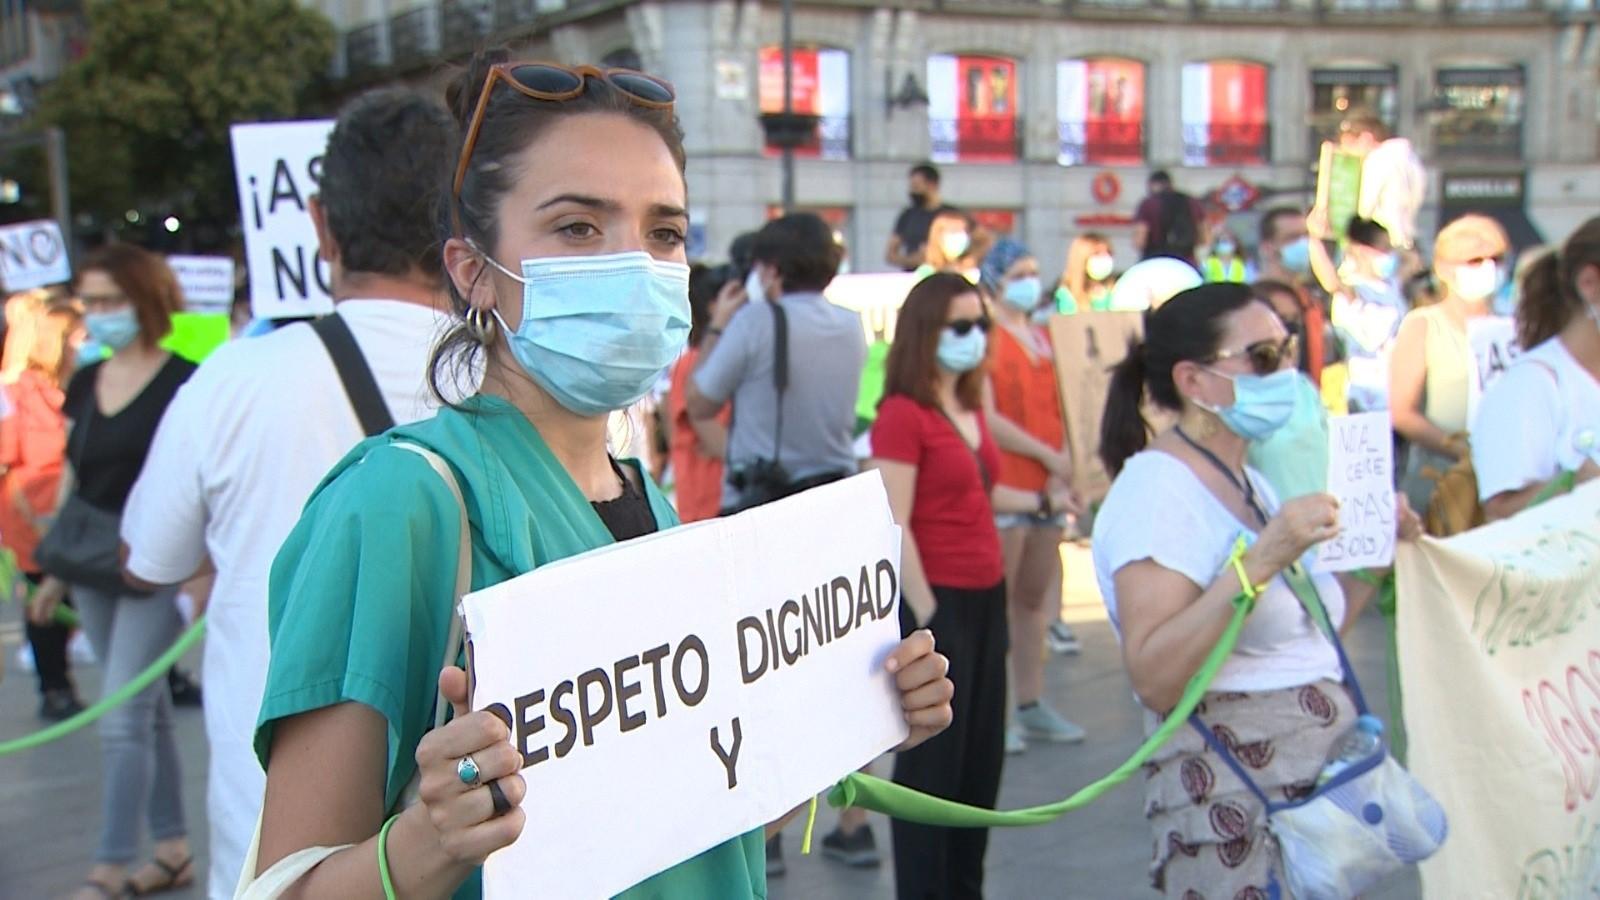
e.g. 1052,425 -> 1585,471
909,191 -> 929,208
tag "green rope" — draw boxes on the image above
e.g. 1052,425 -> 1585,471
829,589 -> 1254,826
0,615 -> 207,757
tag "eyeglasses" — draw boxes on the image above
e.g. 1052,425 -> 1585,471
1209,334 -> 1298,376
451,62 -> 676,235
945,316 -> 991,337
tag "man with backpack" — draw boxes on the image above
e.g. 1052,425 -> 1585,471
1134,170 -> 1206,265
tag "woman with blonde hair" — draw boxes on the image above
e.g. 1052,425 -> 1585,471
1055,233 -> 1117,314
1,289 -> 84,721
1390,213 -> 1511,517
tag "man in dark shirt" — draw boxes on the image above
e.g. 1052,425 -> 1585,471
885,162 -> 953,271
1133,169 -> 1206,264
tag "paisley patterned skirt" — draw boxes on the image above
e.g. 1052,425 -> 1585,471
1143,680 -> 1357,899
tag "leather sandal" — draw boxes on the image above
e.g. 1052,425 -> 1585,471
125,856 -> 193,897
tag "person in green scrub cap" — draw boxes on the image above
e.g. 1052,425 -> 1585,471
250,52 -> 955,899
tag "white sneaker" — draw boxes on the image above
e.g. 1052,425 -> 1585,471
1005,725 -> 1028,755
15,643 -> 33,669
69,632 -> 96,665
1017,703 -> 1087,744
1047,621 -> 1082,655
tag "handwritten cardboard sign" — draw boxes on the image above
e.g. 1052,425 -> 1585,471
0,219 -> 71,292
461,474 -> 909,899
1315,411 -> 1395,572
168,255 -> 236,315
229,120 -> 335,320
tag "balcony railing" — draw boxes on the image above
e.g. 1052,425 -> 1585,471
1057,121 -> 1146,165
1321,0 -> 1411,11
763,116 -> 853,161
389,7 -> 439,66
441,0 -> 495,52
1182,122 -> 1272,166
345,23 -> 388,77
1434,122 -> 1523,160
930,117 -> 1022,163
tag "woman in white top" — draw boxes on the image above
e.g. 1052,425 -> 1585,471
1092,283 -> 1419,897
1474,216 -> 1600,520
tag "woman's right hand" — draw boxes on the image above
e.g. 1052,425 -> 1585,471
26,578 -> 64,626
413,666 -> 527,866
1248,493 -> 1342,575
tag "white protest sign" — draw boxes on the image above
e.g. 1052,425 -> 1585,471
230,120 -> 335,319
1315,411 -> 1396,572
825,271 -> 920,343
462,473 -> 908,899
1467,315 -> 1519,423
0,219 -> 71,292
167,255 -> 235,314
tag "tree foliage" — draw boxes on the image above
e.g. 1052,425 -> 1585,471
39,0 -> 334,241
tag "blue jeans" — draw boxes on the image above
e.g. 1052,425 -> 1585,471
73,583 -> 188,864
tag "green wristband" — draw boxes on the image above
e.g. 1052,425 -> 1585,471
378,813 -> 400,900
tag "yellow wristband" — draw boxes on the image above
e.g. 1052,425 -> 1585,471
1228,536 -> 1266,603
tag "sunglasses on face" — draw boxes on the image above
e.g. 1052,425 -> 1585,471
1209,334 -> 1298,376
945,316 -> 991,337
450,62 -> 676,235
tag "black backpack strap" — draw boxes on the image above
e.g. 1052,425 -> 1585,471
771,301 -> 789,464
311,313 -> 396,438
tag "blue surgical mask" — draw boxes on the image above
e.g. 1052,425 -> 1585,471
1373,252 -> 1399,281
1215,241 -> 1237,257
1001,276 -> 1042,312
1281,237 -> 1311,275
1246,375 -> 1329,500
1491,278 -> 1517,317
482,250 -> 690,417
1200,367 -> 1301,440
937,328 -> 987,373
84,308 -> 140,351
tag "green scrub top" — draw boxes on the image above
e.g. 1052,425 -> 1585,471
255,394 -> 766,900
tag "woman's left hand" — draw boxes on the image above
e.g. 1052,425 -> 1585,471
1396,493 -> 1423,542
885,629 -> 953,752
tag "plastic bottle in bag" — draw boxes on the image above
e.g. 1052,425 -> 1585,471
1316,714 -> 1383,786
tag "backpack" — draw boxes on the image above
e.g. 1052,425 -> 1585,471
1156,191 -> 1198,257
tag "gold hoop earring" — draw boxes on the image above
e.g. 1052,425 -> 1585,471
464,306 -> 496,344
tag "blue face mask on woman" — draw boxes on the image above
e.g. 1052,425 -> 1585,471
1001,276 -> 1042,312
937,327 -> 987,373
1199,367 -> 1301,440
1280,238 -> 1311,275
481,249 -> 691,417
84,308 -> 140,351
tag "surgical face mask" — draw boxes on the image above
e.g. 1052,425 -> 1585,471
1372,252 -> 1399,281
481,249 -> 691,417
937,327 -> 987,373
84,308 -> 140,351
940,230 -> 971,261
1280,237 -> 1311,275
1198,367 -> 1300,441
1215,240 -> 1237,257
1452,259 -> 1502,303
1001,276 -> 1042,312
744,266 -> 767,305
1491,279 -> 1517,317
1086,253 -> 1116,283
909,191 -> 929,208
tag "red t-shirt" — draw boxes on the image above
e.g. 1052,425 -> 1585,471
668,349 -> 728,523
871,394 -> 1004,590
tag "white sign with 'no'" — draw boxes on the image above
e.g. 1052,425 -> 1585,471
0,219 -> 71,292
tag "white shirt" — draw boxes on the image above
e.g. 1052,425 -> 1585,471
1092,451 -> 1346,697
1332,274 -> 1405,412
1472,337 -> 1600,502
120,299 -> 468,898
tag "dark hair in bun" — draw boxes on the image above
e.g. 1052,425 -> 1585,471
429,50 -> 687,403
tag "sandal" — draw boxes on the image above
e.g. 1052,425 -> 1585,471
125,856 -> 193,897
76,880 -> 127,900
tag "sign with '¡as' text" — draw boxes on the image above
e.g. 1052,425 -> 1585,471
230,120 -> 336,320
0,219 -> 71,292
461,473 -> 909,899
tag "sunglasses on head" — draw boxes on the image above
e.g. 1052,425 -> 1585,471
1209,334 -> 1298,376
945,316 -> 991,337
451,62 -> 676,235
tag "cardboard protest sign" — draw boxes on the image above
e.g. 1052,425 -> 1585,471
1048,311 -> 1155,504
229,120 -> 335,320
1314,412 -> 1395,572
0,219 -> 71,292
168,255 -> 235,315
1467,315 -> 1519,423
1316,144 -> 1363,240
1396,482 -> 1600,898
461,474 -> 909,899
825,271 -> 920,344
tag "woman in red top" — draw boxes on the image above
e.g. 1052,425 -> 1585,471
869,272 -> 1065,900
667,265 -> 731,522
0,290 -> 84,720
978,239 -> 1087,755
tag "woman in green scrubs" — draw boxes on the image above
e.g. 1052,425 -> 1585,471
248,55 -> 955,899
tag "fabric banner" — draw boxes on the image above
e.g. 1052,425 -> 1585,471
1396,481 -> 1600,899
928,54 -> 1018,163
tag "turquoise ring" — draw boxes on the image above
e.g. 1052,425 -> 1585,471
456,755 -> 481,785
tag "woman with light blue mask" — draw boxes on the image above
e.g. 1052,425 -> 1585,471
248,54 -> 954,900
976,239 -> 1088,755
1091,283 -> 1419,897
